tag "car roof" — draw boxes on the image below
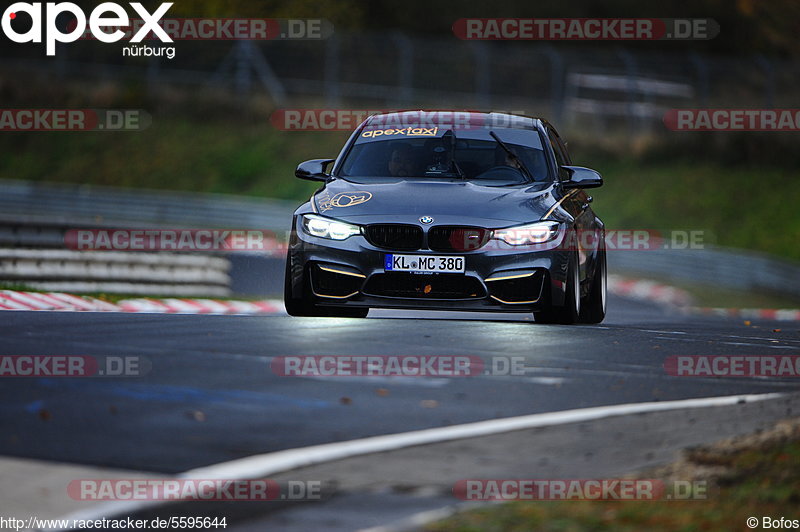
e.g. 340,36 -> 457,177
362,110 -> 545,131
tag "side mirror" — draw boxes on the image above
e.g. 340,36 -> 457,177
296,159 -> 335,182
561,166 -> 603,189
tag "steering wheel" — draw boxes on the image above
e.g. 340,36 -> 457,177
475,165 -> 520,180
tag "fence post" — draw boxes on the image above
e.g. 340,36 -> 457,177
234,41 -> 252,98
688,51 -> 709,107
540,44 -> 564,123
324,34 -> 341,107
147,56 -> 160,97
755,55 -> 776,108
56,42 -> 67,80
247,41 -> 288,106
616,47 -> 640,135
471,42 -> 491,108
392,32 -> 414,107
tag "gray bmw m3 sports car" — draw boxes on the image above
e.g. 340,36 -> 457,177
284,111 -> 606,324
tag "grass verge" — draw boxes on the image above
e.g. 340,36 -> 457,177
427,418 -> 800,532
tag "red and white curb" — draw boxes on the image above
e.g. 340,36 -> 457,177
0,290 -> 284,315
690,307 -> 800,321
1,283 -> 798,320
607,275 -> 693,308
607,276 -> 800,321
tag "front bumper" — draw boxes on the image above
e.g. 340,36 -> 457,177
286,216 -> 573,312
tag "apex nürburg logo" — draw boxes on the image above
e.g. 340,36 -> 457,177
1,2 -> 173,56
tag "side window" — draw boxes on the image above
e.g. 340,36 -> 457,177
547,127 -> 570,180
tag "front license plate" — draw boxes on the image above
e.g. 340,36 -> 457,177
385,254 -> 465,273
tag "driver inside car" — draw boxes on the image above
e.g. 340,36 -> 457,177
387,143 -> 416,177
494,145 -> 522,170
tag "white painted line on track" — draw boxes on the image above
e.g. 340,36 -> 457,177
187,393 -> 782,484
56,392 -> 783,529
525,376 -> 567,385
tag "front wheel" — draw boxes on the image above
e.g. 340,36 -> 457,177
535,252 -> 580,325
283,258 -> 317,317
579,248 -> 607,324
284,259 -> 368,318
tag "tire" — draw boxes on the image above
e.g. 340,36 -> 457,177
535,252 -> 580,325
283,259 -> 368,318
579,248 -> 607,324
283,257 -> 317,317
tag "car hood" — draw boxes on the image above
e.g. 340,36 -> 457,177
312,178 -> 556,227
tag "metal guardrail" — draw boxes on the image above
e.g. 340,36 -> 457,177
565,72 -> 694,132
0,214 -> 128,248
0,179 -> 297,232
0,180 -> 295,296
2,178 -> 799,300
0,248 -> 231,297
609,248 -> 800,300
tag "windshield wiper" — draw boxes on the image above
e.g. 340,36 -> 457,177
489,131 -> 534,182
450,158 -> 466,179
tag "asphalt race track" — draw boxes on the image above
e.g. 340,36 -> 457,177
0,294 -> 797,474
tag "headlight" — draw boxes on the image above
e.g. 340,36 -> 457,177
302,214 -> 361,240
493,221 -> 560,246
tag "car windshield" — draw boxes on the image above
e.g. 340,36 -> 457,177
338,126 -> 550,185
